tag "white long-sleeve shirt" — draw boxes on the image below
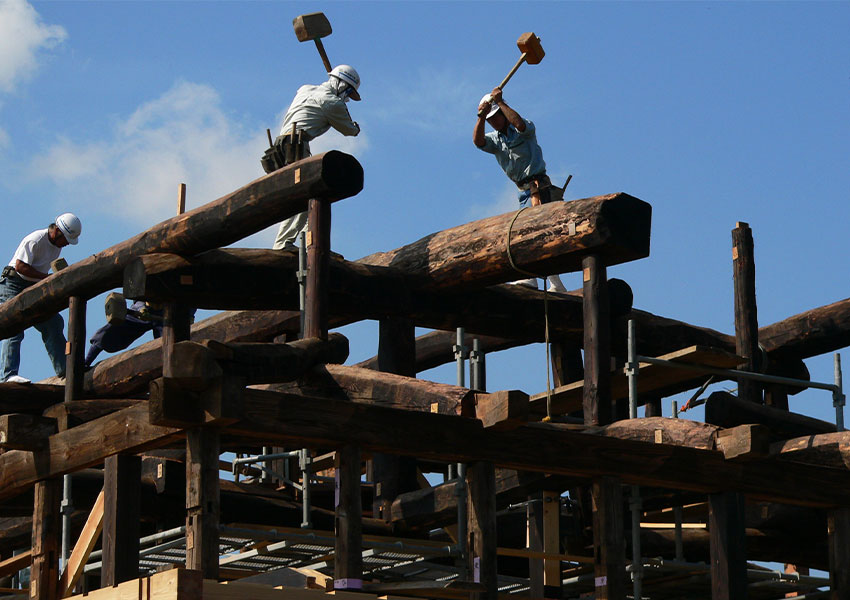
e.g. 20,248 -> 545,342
278,81 -> 360,143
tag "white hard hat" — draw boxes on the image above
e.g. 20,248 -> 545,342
480,93 -> 499,119
55,212 -> 81,245
330,65 -> 361,101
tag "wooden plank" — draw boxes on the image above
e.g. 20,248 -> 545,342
0,152 -> 362,341
0,414 -> 57,450
474,390 -> 528,431
31,479 -> 61,600
60,489 -> 104,597
590,476 -> 626,600
582,255 -> 611,426
705,391 -> 836,440
530,345 -> 743,418
42,400 -> 142,432
0,549 -> 31,579
358,193 -> 651,288
71,568 -> 202,600
732,222 -> 762,403
0,384 -> 65,415
102,455 -> 141,586
708,491 -> 748,600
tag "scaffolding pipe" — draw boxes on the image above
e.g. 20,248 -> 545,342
298,230 -> 307,338
300,448 -> 313,529
626,320 -> 642,599
834,353 -> 845,431
627,319 -> 639,419
454,327 -> 466,388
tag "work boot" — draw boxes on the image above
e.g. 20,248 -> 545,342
546,274 -> 567,293
508,278 -> 538,289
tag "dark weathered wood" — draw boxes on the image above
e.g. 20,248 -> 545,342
593,416 -> 719,450
828,507 -> 850,600
714,424 -> 770,460
466,461 -> 497,600
359,193 -> 651,289
0,152 -> 362,340
0,414 -> 57,450
168,334 -> 349,389
185,428 -> 220,579
101,455 -> 141,586
771,432 -> 850,469
760,297 -> 850,361
161,387 -> 850,507
334,444 -> 362,589
42,399 -> 141,431
373,318 -> 418,521
0,404 -> 181,501
705,391 -> 836,440
305,197 -> 331,341
591,476 -> 626,600
161,303 -> 191,379
65,296 -> 86,403
551,341 -> 583,388
708,491 -> 748,600
0,384 -> 65,415
732,222 -> 762,404
526,491 -> 544,598
255,364 -> 476,417
582,255 -> 611,426
31,479 -> 61,600
542,489 -> 561,597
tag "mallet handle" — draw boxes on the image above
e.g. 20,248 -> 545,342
498,53 -> 528,90
314,38 -> 333,73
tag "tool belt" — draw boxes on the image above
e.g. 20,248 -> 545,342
261,132 -> 309,174
516,173 -> 563,204
0,265 -> 32,286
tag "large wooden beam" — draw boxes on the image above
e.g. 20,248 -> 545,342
101,455 -> 141,586
147,386 -> 850,507
705,391 -> 836,440
708,491 -> 748,600
358,193 -> 651,289
760,297 -> 850,360
0,151 -> 362,340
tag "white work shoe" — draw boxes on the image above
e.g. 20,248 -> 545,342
5,375 -> 31,384
546,275 -> 567,293
508,278 -> 538,289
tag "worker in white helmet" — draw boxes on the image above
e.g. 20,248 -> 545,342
264,65 -> 362,250
473,87 -> 566,292
0,213 -> 82,382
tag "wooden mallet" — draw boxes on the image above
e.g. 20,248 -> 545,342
498,32 -> 545,90
293,12 -> 334,73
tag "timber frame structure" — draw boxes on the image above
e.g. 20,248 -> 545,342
0,150 -> 848,600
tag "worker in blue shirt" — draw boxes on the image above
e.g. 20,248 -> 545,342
474,87 -> 566,292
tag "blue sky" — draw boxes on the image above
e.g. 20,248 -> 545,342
1,0 -> 849,425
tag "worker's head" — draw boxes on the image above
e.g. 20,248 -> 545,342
479,93 -> 507,132
329,65 -> 361,102
53,212 -> 81,246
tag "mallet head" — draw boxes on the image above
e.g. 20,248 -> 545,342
104,292 -> 127,325
293,12 -> 332,42
517,32 -> 544,65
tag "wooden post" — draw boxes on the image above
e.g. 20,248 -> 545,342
732,222 -> 762,404
101,455 -> 141,587
64,296 -> 85,403
542,490 -> 562,598
550,341 -> 583,388
828,507 -> 850,600
304,197 -> 331,341
31,479 -> 61,600
185,428 -> 220,579
373,317 -> 418,520
334,444 -> 363,589
527,492 -> 544,598
582,254 -> 611,426
708,491 -> 748,600
591,476 -> 626,600
643,394 -> 663,417
467,461 -> 497,600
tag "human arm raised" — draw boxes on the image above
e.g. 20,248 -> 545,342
490,87 -> 526,132
473,97 -> 490,148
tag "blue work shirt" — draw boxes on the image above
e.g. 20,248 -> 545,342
479,119 -> 546,185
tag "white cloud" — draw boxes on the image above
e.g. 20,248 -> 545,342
466,181 -> 519,221
32,80 -> 370,233
0,0 -> 67,93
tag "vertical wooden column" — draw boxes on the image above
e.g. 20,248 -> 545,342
732,222 -> 762,404
527,492 -> 544,598
550,341 -> 583,388
591,477 -> 626,600
185,428 -> 220,579
542,490 -> 562,598
466,461 -> 497,600
31,480 -> 61,600
828,507 -> 850,600
304,197 -> 331,341
101,455 -> 141,587
64,296 -> 85,402
643,394 -> 663,417
708,491 -> 748,600
373,317 -> 418,520
334,444 -> 363,589
582,255 -> 611,426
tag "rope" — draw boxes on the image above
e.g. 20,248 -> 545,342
506,208 -> 554,421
